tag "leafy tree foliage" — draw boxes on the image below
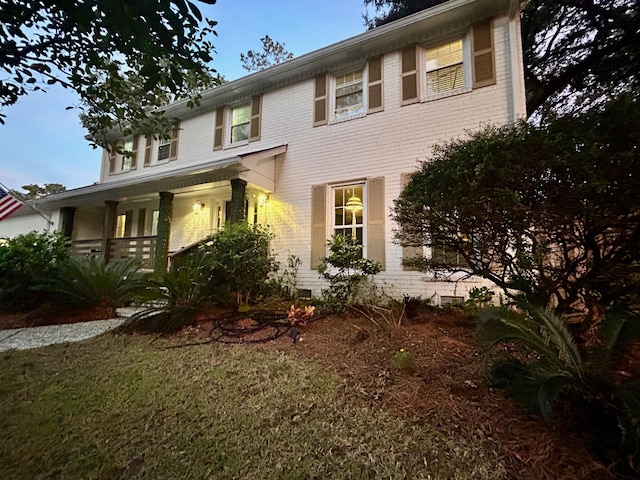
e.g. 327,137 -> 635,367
393,96 -> 640,319
362,0 -> 640,118
522,0 -> 639,118
240,35 -> 294,72
18,183 -> 66,199
0,0 -> 218,144
363,0 -> 445,28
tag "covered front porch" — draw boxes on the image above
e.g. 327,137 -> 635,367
36,146 -> 285,271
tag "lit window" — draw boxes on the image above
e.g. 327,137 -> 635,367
425,39 -> 464,94
335,70 -> 364,119
231,104 -> 251,143
333,184 -> 364,246
151,210 -> 159,236
115,214 -> 127,238
157,137 -> 171,162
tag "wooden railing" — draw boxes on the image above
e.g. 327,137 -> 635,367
110,236 -> 156,268
72,236 -> 157,268
71,239 -> 103,257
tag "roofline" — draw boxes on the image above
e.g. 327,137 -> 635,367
156,0 -> 517,121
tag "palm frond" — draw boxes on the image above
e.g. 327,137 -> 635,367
43,256 -> 146,315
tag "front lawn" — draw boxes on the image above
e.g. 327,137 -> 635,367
0,331 -> 503,480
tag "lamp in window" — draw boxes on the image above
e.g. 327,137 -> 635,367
344,194 -> 363,238
193,201 -> 205,214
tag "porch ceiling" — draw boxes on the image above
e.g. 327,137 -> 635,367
32,145 -> 286,209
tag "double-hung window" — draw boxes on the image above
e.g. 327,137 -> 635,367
213,96 -> 262,150
425,39 -> 464,95
231,103 -> 251,143
335,71 -> 365,119
311,178 -> 385,270
121,139 -> 134,171
313,56 -> 383,126
157,137 -> 172,162
400,20 -> 495,104
332,184 -> 365,246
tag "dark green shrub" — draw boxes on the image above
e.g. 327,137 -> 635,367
317,235 -> 381,312
43,257 -> 146,317
0,231 -> 71,312
201,222 -> 278,306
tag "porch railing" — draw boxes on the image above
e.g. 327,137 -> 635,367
72,236 -> 157,268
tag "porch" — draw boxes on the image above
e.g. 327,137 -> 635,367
35,145 -> 286,272
72,236 -> 157,269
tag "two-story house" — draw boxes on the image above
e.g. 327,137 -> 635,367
1,0 -> 526,303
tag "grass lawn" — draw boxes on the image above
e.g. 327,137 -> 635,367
0,332 -> 506,479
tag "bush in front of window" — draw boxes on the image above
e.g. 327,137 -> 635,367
317,234 -> 381,312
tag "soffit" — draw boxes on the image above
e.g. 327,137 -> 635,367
166,0 -> 515,120
32,145 -> 287,209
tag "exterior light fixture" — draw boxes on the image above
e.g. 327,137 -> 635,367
258,194 -> 267,207
193,201 -> 205,213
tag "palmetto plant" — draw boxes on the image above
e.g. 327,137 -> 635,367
122,250 -> 215,333
477,303 -> 640,473
45,256 -> 146,317
477,303 -> 585,419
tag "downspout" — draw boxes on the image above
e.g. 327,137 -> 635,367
508,0 -> 527,122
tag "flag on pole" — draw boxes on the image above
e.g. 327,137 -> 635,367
0,186 -> 24,221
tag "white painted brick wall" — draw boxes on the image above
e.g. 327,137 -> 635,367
84,14 -> 524,302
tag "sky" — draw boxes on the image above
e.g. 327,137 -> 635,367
0,0 -> 374,192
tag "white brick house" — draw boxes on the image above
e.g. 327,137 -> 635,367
1,0 -> 526,303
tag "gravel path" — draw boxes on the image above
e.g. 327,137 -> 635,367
0,318 -> 126,352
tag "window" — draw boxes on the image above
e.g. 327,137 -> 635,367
145,127 -> 178,165
400,21 -> 495,104
157,137 -> 171,162
121,139 -> 133,171
231,103 -> 251,143
314,57 -> 383,126
311,178 -> 385,270
151,210 -> 159,236
332,184 -> 364,245
213,97 -> 262,150
107,136 -> 138,175
115,211 -> 132,238
425,39 -> 464,95
335,70 -> 364,119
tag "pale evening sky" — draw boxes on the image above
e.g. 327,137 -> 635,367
0,0 -> 375,192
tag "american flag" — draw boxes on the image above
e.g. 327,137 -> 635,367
0,186 -> 23,221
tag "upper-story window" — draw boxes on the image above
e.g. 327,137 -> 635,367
313,56 -> 383,127
335,70 -> 365,119
213,95 -> 262,150
157,137 -> 172,162
231,103 -> 251,143
141,126 -> 179,167
425,39 -> 464,95
108,136 -> 138,175
401,19 -> 495,104
120,137 -> 138,172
